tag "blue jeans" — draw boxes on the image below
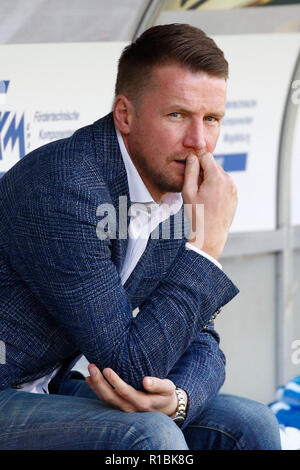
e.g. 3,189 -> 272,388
0,377 -> 281,450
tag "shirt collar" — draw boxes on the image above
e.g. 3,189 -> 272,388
115,126 -> 183,212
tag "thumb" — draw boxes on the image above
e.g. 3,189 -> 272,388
143,377 -> 175,395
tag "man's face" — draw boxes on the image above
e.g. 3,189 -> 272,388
122,63 -> 226,201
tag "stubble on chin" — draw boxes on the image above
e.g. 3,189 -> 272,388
131,146 -> 185,195
152,170 -> 184,194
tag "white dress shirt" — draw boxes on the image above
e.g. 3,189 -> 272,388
18,127 -> 221,394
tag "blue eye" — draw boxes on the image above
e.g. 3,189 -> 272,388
169,112 -> 182,118
205,116 -> 217,122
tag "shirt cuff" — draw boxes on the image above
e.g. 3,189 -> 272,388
185,242 -> 223,271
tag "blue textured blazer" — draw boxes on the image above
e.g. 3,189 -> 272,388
0,112 -> 239,428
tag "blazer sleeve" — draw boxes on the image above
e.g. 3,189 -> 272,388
11,178 -> 238,390
166,323 -> 226,429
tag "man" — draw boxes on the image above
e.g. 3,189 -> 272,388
0,24 -> 281,450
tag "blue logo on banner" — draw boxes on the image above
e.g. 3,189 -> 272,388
0,111 -> 25,160
215,153 -> 247,172
0,81 -> 25,165
0,80 -> 10,94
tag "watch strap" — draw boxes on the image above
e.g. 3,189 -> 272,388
172,386 -> 187,427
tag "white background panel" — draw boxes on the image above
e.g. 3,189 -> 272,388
0,42 -> 126,171
213,34 -> 300,232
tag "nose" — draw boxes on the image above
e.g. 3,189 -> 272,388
182,119 -> 206,152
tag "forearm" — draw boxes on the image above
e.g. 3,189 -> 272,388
106,247 -> 236,388
166,328 -> 226,429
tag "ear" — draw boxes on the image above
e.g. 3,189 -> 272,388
113,94 -> 135,135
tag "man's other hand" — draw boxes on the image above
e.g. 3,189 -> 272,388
85,364 -> 187,418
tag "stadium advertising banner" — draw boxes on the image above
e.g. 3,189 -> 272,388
0,42 -> 124,177
0,37 -> 299,232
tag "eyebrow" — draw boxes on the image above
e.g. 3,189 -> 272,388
209,111 -> 225,119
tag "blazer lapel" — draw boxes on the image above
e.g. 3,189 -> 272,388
123,235 -> 160,296
91,113 -> 131,271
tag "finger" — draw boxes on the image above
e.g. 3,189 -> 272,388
87,366 -> 135,411
198,167 -> 204,186
215,161 -> 227,176
102,369 -> 162,413
102,368 -> 141,402
182,154 -> 200,196
86,375 -> 134,411
197,151 -> 218,178
143,377 -> 175,396
87,364 -> 114,394
87,365 -> 124,401
88,364 -> 109,385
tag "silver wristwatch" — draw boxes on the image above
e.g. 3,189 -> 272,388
172,386 -> 187,428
